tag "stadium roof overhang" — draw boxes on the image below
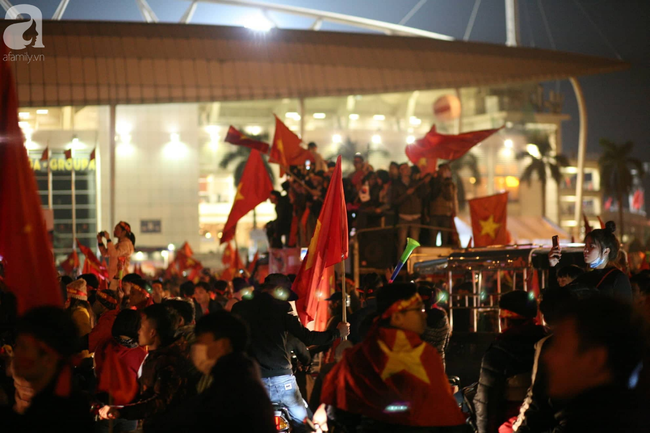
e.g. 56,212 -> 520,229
3,20 -> 629,107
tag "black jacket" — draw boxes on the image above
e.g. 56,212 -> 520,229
570,267 -> 632,301
0,368 -> 93,433
553,384 -> 650,433
149,352 -> 276,433
232,292 -> 340,377
474,322 -> 547,433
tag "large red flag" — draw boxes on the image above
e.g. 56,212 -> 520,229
225,126 -> 270,153
469,192 -> 509,247
268,115 -> 312,176
405,142 -> 438,175
407,125 -> 503,163
220,242 -> 244,281
292,156 -> 348,325
221,150 -> 274,244
60,250 -> 80,275
76,240 -> 108,280
0,46 -> 62,313
178,241 -> 193,258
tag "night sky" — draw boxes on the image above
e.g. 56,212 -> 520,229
20,0 -> 650,162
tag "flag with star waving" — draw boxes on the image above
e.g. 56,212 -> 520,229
221,150 -> 274,244
321,326 -> 465,427
469,192 -> 509,247
0,44 -> 62,313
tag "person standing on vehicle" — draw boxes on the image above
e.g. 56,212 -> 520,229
232,274 -> 350,433
426,163 -> 459,247
549,221 -> 632,300
97,221 -> 135,280
474,291 -> 546,433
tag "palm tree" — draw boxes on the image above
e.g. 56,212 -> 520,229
219,132 -> 275,227
449,152 -> 481,211
598,139 -> 644,239
326,137 -> 389,172
516,132 -> 569,217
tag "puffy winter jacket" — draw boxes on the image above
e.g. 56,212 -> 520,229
474,322 -> 547,433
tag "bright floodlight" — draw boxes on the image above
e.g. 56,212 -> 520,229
406,135 -> 415,144
244,15 -> 273,32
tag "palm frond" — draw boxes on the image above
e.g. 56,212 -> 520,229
520,164 -> 536,186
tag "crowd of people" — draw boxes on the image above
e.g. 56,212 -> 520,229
266,146 -> 460,253
1,217 -> 650,432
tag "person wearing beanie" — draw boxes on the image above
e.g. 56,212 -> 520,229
224,277 -> 253,312
549,220 -> 632,300
474,290 -> 547,433
97,221 -> 135,280
319,283 -> 465,431
66,278 -> 93,337
0,306 -> 93,432
94,309 -> 147,433
87,289 -> 120,353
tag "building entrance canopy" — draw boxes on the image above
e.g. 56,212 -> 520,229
3,21 -> 628,107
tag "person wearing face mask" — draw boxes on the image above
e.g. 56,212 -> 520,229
549,221 -> 632,300
146,311 -> 277,433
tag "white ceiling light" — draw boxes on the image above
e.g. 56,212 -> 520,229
285,112 -> 301,121
36,109 -> 48,115
18,112 -> 30,119
349,113 -> 359,120
332,134 -> 342,143
406,135 -> 415,144
504,139 -> 514,148
371,134 -> 382,144
373,114 -> 386,121
409,116 -> 421,126
245,126 -> 262,136
313,113 -> 326,119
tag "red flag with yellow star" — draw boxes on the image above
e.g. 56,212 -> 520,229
405,141 -> 438,174
291,156 -> 348,325
220,150 -> 273,244
268,115 -> 312,176
321,326 -> 465,427
0,45 -> 62,313
77,239 -> 109,280
225,126 -> 270,153
469,192 -> 509,247
60,250 -> 80,275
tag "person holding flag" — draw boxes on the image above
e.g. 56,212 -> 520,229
97,221 -> 135,280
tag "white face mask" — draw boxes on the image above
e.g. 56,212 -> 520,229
191,344 -> 216,375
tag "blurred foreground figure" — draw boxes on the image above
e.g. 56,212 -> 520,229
321,283 -> 467,432
0,306 -> 93,432
543,297 -> 649,432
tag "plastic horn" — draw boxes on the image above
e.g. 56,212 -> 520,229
389,238 -> 421,283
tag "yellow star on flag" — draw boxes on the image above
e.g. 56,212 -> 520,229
378,330 -> 430,384
234,184 -> 244,202
479,215 -> 501,239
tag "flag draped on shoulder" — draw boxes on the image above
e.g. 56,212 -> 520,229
221,150 -> 274,244
469,192 -> 509,247
268,115 -> 312,176
321,326 -> 465,427
292,156 -> 348,325
0,45 -> 62,313
225,126 -> 270,153
405,125 -> 503,170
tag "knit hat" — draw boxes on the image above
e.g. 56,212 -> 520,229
499,290 -> 538,320
96,289 -> 118,310
66,279 -> 87,301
